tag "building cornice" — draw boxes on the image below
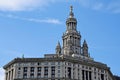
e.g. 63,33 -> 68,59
4,56 -> 108,70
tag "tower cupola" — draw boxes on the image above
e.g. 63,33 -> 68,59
62,6 -> 81,56
66,6 -> 77,32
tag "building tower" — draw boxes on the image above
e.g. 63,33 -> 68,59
56,41 -> 61,56
62,6 -> 81,56
82,40 -> 89,57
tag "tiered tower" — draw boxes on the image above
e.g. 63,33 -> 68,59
62,6 -> 81,56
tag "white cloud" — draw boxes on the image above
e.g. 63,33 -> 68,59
0,13 -> 62,24
0,0 -> 55,11
27,18 -> 62,24
0,68 -> 5,80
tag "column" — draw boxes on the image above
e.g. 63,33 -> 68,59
48,66 -> 51,78
75,67 -> 78,79
21,67 -> 23,78
11,69 -> 13,80
91,70 -> 94,80
8,71 -> 9,80
13,67 -> 16,79
84,70 -> 86,80
71,67 -> 73,79
9,71 -> 11,80
88,71 -> 89,80
80,69 -> 82,80
34,67 -> 37,78
41,66 -> 44,78
27,67 -> 30,78
62,63 -> 65,78
5,72 -> 8,80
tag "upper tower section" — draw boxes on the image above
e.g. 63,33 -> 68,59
62,6 -> 81,56
66,6 -> 77,33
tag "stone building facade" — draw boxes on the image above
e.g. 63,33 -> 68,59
3,6 -> 115,80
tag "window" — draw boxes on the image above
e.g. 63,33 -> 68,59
31,63 -> 34,65
23,73 -> 27,78
51,62 -> 55,65
68,67 -> 71,78
58,70 -> 60,73
44,67 -> 48,76
23,67 -> 27,72
94,68 -> 96,71
44,75 -> 48,78
31,67 -> 34,72
89,67 -> 91,70
38,62 -> 41,65
68,63 -> 71,66
18,67 -> 21,70
101,69 -> 104,73
30,73 -> 34,78
44,62 -> 48,65
58,62 -> 60,65
18,71 -> 20,74
82,66 -> 84,68
51,66 -> 55,77
44,67 -> 48,71
37,67 -> 41,72
58,74 -> 60,77
37,73 -> 41,78
58,66 -> 60,69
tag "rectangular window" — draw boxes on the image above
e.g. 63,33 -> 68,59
44,67 -> 48,76
68,67 -> 71,79
37,67 -> 41,72
37,73 -> 41,78
44,62 -> 48,65
23,73 -> 27,78
58,62 -> 61,65
38,62 -> 41,65
51,62 -> 55,65
58,70 -> 60,73
58,74 -> 60,77
31,67 -> 34,72
30,73 -> 34,78
58,66 -> 60,69
18,67 -> 21,70
31,63 -> 34,66
23,67 -> 27,72
51,66 -> 55,78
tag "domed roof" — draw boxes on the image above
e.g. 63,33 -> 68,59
66,6 -> 77,24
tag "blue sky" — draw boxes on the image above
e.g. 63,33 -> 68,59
0,0 -> 120,79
